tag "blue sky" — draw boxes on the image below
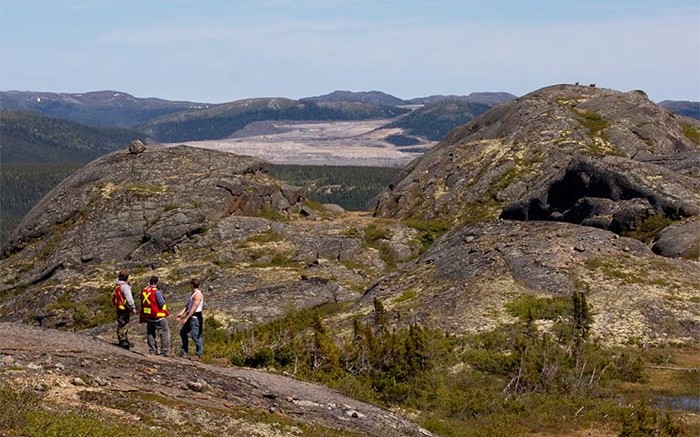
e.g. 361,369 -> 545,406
1,0 -> 698,103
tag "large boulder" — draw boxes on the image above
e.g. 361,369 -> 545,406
652,216 -> 700,259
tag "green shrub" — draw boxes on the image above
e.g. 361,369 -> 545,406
363,223 -> 392,244
623,214 -> 674,243
505,294 -> 571,321
404,219 -> 450,253
572,108 -> 609,136
680,123 -> 700,145
203,295 -> 687,436
0,383 -> 164,437
619,404 -> 689,437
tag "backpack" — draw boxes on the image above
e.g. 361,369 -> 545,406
112,284 -> 126,309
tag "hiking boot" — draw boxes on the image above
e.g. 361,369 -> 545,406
178,351 -> 188,358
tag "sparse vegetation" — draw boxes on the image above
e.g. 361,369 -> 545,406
362,223 -> 399,268
395,290 -> 418,303
201,294 -> 691,437
572,108 -> 609,137
404,219 -> 450,253
680,123 -> 700,145
622,214 -> 674,243
251,207 -> 288,221
243,229 -> 284,244
0,383 -> 165,437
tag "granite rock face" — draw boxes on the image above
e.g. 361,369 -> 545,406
652,216 -> 700,259
374,84 -> 700,247
356,220 -> 700,345
1,146 -> 303,284
1,85 -> 698,349
0,322 -> 434,437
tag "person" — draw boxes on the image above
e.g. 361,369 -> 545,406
115,269 -> 136,349
176,278 -> 204,360
140,276 -> 171,356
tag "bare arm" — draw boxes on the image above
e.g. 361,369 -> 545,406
177,291 -> 202,323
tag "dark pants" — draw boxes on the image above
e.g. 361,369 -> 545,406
146,318 -> 171,355
116,308 -> 131,347
180,312 -> 203,357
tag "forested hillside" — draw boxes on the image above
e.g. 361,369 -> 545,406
269,165 -> 402,211
0,109 -> 146,163
386,99 -> 493,141
0,109 -> 146,243
0,163 -> 81,244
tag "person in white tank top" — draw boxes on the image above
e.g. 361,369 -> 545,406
176,278 -> 204,360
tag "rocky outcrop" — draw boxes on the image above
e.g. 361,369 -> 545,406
0,145 -> 423,329
128,139 -> 146,154
374,84 -> 700,247
355,220 -> 700,345
367,85 -> 700,345
652,216 -> 700,259
0,322 -> 433,437
1,146 -> 303,283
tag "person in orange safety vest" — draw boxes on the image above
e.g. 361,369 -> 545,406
140,276 -> 171,356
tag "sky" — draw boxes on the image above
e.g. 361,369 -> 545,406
1,0 -> 699,103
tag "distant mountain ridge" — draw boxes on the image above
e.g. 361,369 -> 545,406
137,97 -> 410,143
407,92 -> 517,105
659,100 -> 700,120
0,90 -> 208,128
301,90 -> 407,106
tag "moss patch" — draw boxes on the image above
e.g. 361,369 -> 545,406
572,108 -> 609,136
680,123 -> 700,145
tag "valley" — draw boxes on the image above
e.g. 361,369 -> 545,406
162,118 -> 434,167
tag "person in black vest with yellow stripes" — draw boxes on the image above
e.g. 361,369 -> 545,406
140,276 -> 171,356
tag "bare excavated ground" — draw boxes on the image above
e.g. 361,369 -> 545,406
162,120 -> 435,167
0,322 -> 433,437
